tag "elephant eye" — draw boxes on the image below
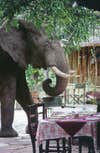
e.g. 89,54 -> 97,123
44,41 -> 51,48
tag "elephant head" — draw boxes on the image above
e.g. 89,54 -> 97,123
0,20 -> 70,96
18,20 -> 70,96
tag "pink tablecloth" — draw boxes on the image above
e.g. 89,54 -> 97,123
36,113 -> 100,151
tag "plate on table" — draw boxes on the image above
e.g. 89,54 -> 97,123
86,117 -> 100,121
50,112 -> 68,118
94,114 -> 100,117
49,115 -> 65,119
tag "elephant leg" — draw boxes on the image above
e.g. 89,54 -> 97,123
16,70 -> 34,134
0,76 -> 18,137
16,69 -> 33,111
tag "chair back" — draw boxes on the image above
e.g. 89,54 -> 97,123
26,103 -> 45,137
73,83 -> 86,104
42,96 -> 63,118
42,96 -> 62,107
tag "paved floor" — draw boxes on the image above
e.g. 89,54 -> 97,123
0,107 -> 98,153
0,134 -> 89,153
0,134 -> 32,153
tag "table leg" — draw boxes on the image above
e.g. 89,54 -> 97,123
97,121 -> 100,151
97,101 -> 100,150
68,137 -> 72,153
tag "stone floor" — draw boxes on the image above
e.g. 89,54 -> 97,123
0,107 -> 98,153
0,134 -> 89,153
0,134 -> 32,153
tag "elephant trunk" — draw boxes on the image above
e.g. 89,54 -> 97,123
42,76 -> 68,96
42,66 -> 69,96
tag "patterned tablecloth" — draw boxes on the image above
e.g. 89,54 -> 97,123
36,112 -> 100,152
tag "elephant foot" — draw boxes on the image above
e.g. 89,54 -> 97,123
0,128 -> 18,137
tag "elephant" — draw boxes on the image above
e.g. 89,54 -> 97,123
0,20 -> 70,137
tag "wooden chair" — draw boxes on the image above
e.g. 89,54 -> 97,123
26,102 -> 70,153
42,96 -> 63,117
72,136 -> 95,153
26,103 -> 45,153
70,83 -> 86,104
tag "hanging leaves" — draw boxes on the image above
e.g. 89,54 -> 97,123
0,0 -> 99,52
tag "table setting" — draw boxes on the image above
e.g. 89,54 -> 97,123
36,106 -> 100,152
47,105 -> 97,119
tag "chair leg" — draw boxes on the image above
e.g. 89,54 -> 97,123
62,138 -> 67,153
91,143 -> 95,153
88,139 -> 95,153
79,143 -> 82,153
56,139 -> 60,153
31,139 -> 36,153
39,144 -> 43,153
45,140 -> 50,153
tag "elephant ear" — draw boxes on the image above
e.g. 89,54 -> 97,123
18,20 -> 49,49
0,27 -> 27,69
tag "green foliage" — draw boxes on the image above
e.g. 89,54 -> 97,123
25,65 -> 44,91
0,1 -> 99,48
25,65 -> 56,91
0,0 -> 99,52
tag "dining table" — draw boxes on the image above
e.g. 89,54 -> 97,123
36,109 -> 100,153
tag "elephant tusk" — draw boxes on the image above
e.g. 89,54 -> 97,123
51,66 -> 75,78
69,70 -> 76,74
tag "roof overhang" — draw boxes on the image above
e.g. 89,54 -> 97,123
76,0 -> 100,11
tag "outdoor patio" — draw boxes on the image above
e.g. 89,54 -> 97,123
0,1 -> 100,153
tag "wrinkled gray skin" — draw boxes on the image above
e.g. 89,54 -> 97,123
0,20 -> 69,137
